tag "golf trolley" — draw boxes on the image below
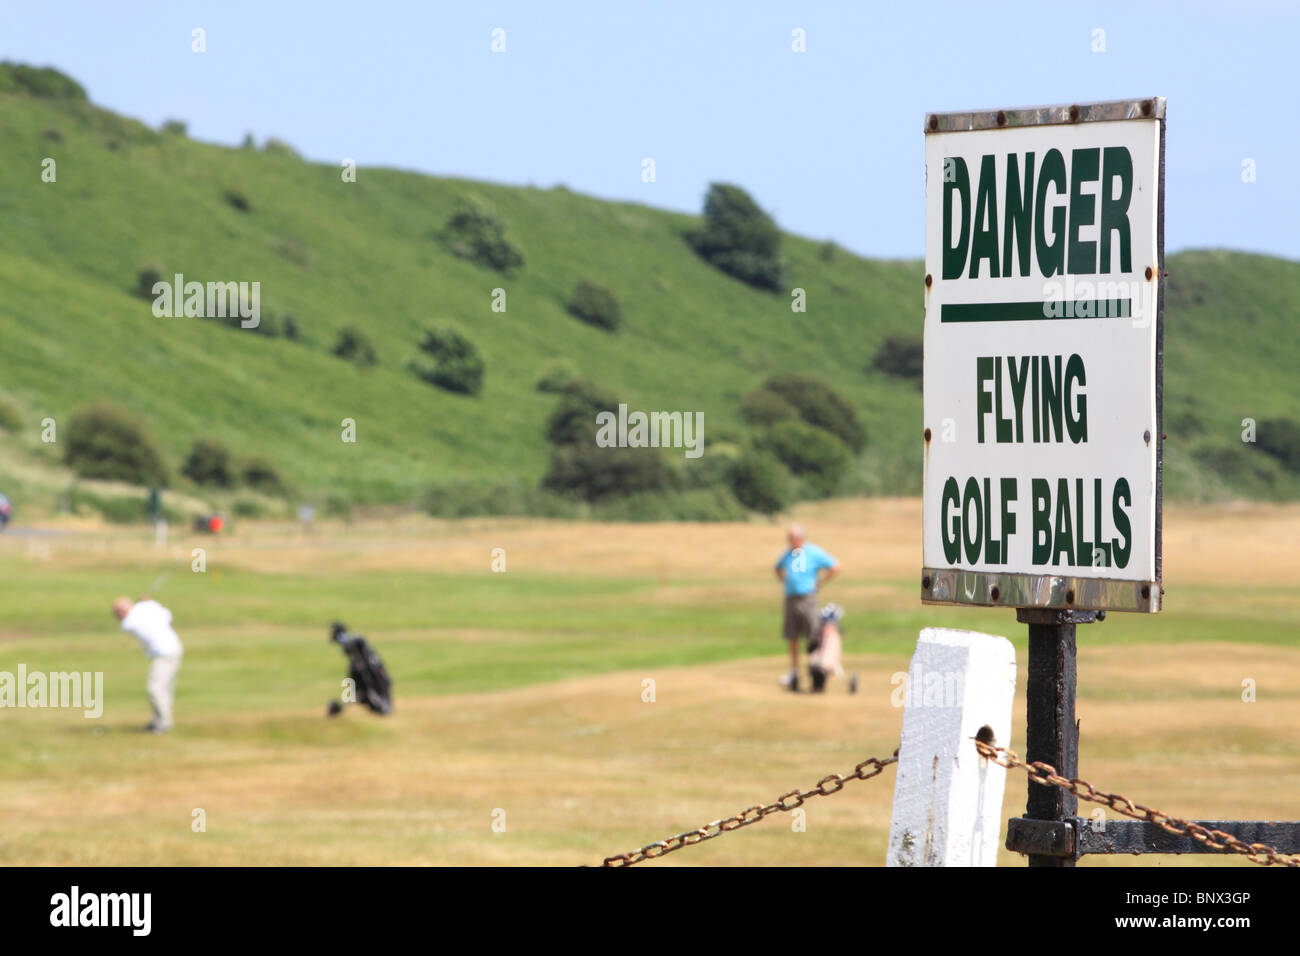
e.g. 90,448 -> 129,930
326,622 -> 393,717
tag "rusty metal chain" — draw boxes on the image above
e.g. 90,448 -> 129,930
975,739 -> 1300,868
596,747 -> 900,867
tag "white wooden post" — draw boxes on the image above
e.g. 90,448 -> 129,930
886,627 -> 1016,867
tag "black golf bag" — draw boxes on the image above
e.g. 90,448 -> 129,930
327,622 -> 393,716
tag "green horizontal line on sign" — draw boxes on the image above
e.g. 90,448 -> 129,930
940,299 -> 1132,322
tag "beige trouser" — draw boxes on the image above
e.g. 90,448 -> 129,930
146,653 -> 182,729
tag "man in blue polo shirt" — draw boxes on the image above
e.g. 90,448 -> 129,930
774,523 -> 840,692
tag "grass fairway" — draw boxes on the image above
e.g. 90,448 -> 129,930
1,499 -> 1298,866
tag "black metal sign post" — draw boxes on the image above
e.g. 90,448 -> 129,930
1011,608 -> 1089,866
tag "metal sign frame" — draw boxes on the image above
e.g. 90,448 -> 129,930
920,98 -> 1165,615
916,100 -> 1299,869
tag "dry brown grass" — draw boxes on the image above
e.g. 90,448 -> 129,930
45,497 -> 1300,588
3,498 -> 1297,866
3,642 -> 1296,866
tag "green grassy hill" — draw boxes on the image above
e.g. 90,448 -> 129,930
0,78 -> 1296,518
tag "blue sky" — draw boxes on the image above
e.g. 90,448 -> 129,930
3,0 -> 1297,259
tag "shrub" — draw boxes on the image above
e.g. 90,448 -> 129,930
705,422 -> 748,446
333,325 -> 377,366
409,326 -> 485,396
281,315 -> 301,340
440,199 -> 524,274
62,486 -> 184,524
1194,444 -> 1264,485
181,438 -> 234,487
755,421 -> 852,498
680,444 -> 739,490
43,127 -> 62,142
64,403 -> 168,486
424,480 -> 576,519
223,187 -> 251,212
262,137 -> 301,159
232,497 -> 266,518
540,379 -> 679,502
873,335 -> 924,380
727,449 -> 793,514
535,358 -> 579,393
1163,269 -> 1211,311
1256,418 -> 1300,472
249,310 -> 279,337
134,263 -> 164,300
685,183 -> 784,291
161,119 -> 187,136
759,374 -> 866,453
818,240 -> 838,263
1165,404 -> 1203,438
0,62 -> 87,100
69,490 -> 148,524
740,388 -> 798,428
542,443 -> 678,502
566,280 -> 622,331
0,397 -> 22,432
592,487 -> 748,522
241,458 -> 290,496
545,379 -> 619,447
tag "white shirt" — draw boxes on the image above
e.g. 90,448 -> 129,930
121,600 -> 183,658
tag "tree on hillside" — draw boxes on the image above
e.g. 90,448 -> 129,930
545,379 -> 619,447
440,199 -> 524,274
756,421 -> 852,498
566,280 -> 622,332
0,62 -> 87,100
333,325 -> 377,366
64,403 -> 168,486
727,449 -> 793,514
408,326 -> 485,396
540,379 -> 677,502
872,335 -> 924,381
241,457 -> 291,496
749,374 -> 866,453
1256,418 -> 1300,472
181,438 -> 234,487
542,443 -> 678,502
686,183 -> 784,291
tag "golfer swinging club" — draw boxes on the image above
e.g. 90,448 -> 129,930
774,523 -> 839,692
112,595 -> 183,732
